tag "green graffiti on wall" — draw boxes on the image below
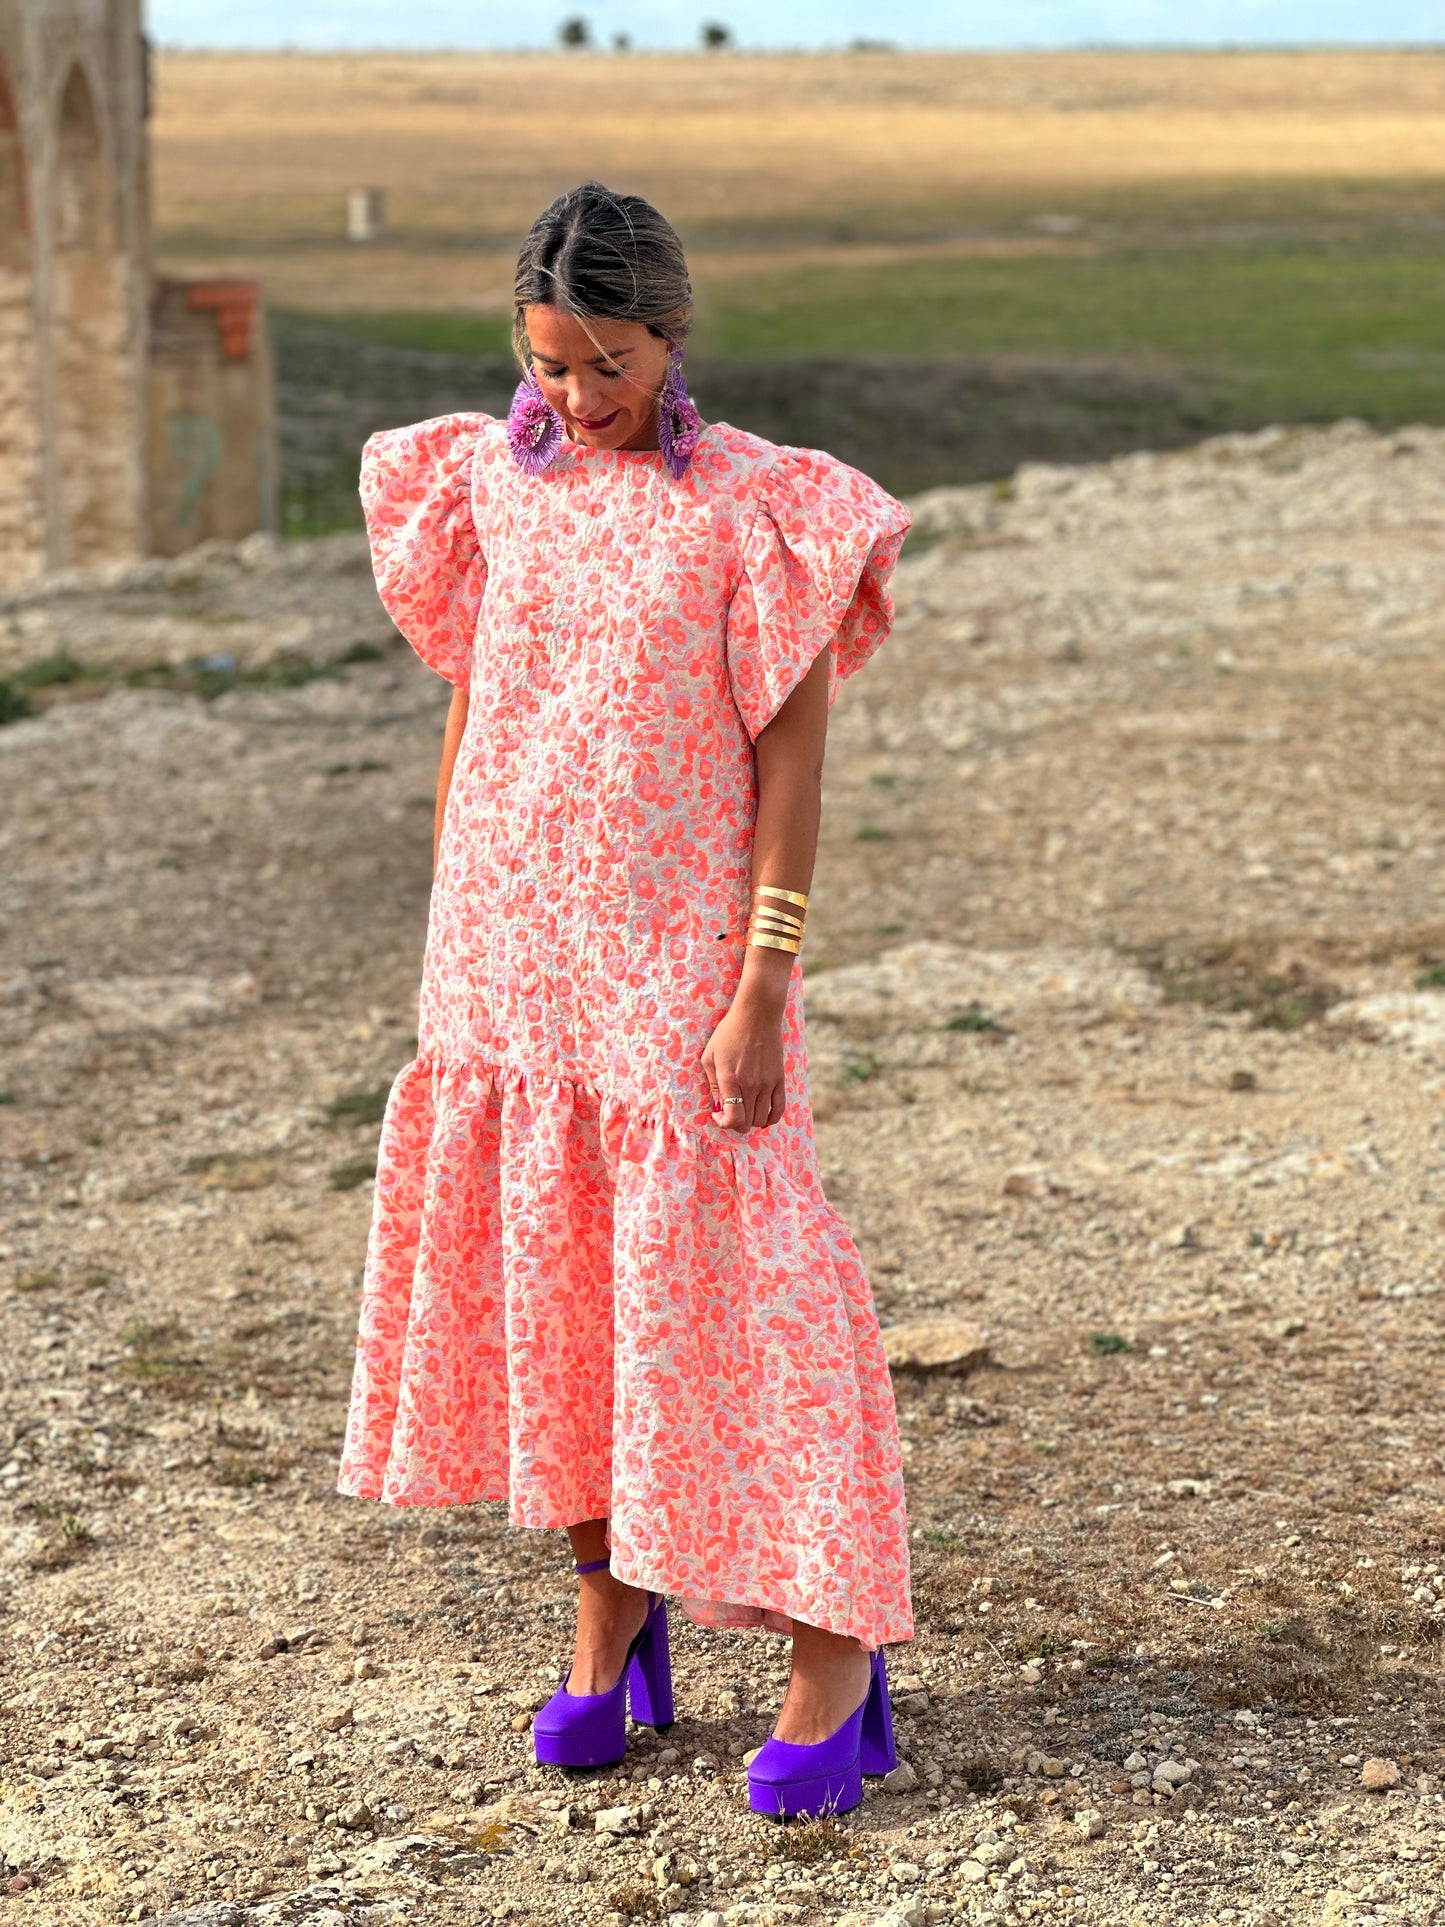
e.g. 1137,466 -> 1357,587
169,414 -> 224,529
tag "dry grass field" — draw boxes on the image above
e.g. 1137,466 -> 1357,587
150,48 -> 1445,526
151,48 -> 1445,314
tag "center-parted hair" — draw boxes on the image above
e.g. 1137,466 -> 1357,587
512,182 -> 694,371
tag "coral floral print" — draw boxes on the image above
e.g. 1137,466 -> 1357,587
336,413 -> 915,1650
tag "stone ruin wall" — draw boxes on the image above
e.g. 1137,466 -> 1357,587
0,0 -> 276,588
0,60 -> 40,579
149,277 -> 279,555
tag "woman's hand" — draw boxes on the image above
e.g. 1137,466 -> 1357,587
702,987 -> 787,1132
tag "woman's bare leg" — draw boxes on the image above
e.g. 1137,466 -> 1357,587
771,1619 -> 874,1744
564,1518 -> 650,1695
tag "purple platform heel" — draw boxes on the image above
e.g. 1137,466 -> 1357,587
747,1646 -> 896,1819
532,1557 -> 675,1770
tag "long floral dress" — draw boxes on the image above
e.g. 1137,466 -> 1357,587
335,412 -> 914,1651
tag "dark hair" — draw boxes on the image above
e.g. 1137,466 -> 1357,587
512,182 -> 693,371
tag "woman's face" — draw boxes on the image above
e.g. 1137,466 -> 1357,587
524,306 -> 672,452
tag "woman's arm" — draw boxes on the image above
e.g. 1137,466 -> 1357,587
434,685 -> 469,870
702,642 -> 831,1132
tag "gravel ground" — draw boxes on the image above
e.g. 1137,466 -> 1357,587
1,420 -> 1443,1927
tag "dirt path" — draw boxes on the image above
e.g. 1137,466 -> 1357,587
1,421 -> 1443,1926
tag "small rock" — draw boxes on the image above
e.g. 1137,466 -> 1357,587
889,1860 -> 921,1884
354,1656 -> 378,1680
1228,1069 -> 1258,1092
509,1712 -> 533,1732
959,1860 -> 988,1884
1074,1808 -> 1105,1839
337,1800 -> 372,1831
1040,1756 -> 1067,1778
595,1803 -> 641,1834
882,1760 -> 918,1793
1019,1665 -> 1042,1685
1003,1169 -> 1051,1199
319,1705 -> 354,1732
1165,1222 -> 1201,1251
1360,1756 -> 1401,1791
148,1905 -> 243,1926
286,1749 -> 315,1770
895,1692 -> 930,1717
880,1905 -> 927,1927
655,1746 -> 680,1766
880,1319 -> 991,1375
1153,1760 -> 1191,1789
482,1791 -> 542,1826
742,1745 -> 763,1767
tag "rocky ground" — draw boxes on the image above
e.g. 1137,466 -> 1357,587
2,419 -> 1444,1927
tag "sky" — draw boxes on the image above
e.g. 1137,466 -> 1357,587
148,0 -> 1445,51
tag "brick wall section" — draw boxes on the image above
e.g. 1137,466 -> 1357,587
148,277 -> 279,554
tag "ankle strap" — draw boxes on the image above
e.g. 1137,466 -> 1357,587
573,1557 -> 611,1575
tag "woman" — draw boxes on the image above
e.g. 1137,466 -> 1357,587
336,182 -> 913,1819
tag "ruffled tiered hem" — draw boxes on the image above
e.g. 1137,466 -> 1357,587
336,1051 -> 913,1650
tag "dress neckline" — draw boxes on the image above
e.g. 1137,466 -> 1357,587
559,422 -> 715,464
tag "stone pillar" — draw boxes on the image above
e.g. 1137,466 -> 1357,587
347,187 -> 386,243
49,58 -> 144,568
0,53 -> 43,583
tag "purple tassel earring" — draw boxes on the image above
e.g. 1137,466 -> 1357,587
657,346 -> 702,480
507,368 -> 564,475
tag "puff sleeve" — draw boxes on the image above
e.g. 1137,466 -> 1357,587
725,446 -> 912,742
359,413 -> 492,690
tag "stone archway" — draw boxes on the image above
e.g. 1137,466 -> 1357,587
51,59 -> 137,566
0,60 -> 41,579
